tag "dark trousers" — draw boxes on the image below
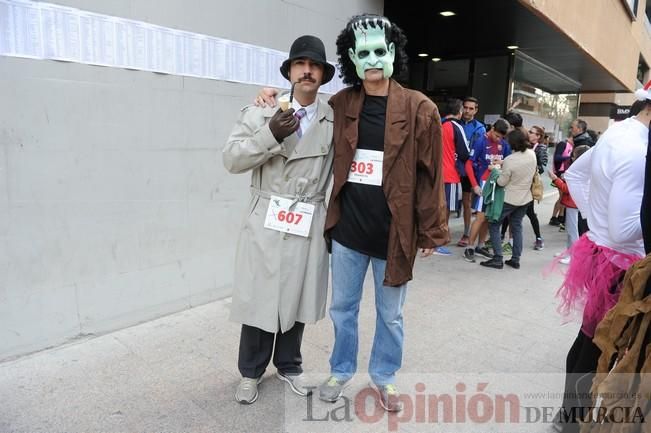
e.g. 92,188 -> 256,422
501,217 -> 509,238
578,211 -> 589,237
526,201 -> 542,239
502,204 -> 542,239
644,148 -> 651,254
559,330 -> 601,433
489,202 -> 529,261
238,322 -> 304,379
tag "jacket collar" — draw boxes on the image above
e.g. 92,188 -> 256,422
343,79 -> 407,119
287,98 -> 333,162
315,96 -> 334,123
384,80 -> 409,177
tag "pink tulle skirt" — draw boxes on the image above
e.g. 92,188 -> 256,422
549,234 -> 642,337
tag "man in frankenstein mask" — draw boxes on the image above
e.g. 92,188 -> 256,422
318,14 -> 447,411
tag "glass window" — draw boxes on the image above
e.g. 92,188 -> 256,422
509,82 -> 578,142
623,0 -> 639,19
509,53 -> 580,142
638,55 -> 649,84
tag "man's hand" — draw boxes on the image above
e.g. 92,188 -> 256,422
472,185 -> 482,196
420,248 -> 434,257
269,108 -> 298,142
548,169 -> 558,181
255,88 -> 279,107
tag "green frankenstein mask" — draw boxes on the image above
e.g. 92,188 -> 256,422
348,18 -> 396,80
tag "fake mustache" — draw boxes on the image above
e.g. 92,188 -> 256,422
297,74 -> 316,83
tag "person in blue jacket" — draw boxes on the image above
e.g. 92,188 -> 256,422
457,97 -> 487,245
462,119 -> 512,263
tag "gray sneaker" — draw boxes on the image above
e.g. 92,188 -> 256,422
374,383 -> 403,412
474,246 -> 493,259
276,371 -> 312,397
235,376 -> 262,404
318,376 -> 350,402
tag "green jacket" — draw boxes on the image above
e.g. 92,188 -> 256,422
483,168 -> 505,222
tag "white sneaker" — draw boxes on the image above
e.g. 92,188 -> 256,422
276,371 -> 312,397
560,256 -> 571,265
235,376 -> 263,404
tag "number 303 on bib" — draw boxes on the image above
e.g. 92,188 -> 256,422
347,149 -> 383,186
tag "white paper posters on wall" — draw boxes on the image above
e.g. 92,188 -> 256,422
0,0 -> 345,94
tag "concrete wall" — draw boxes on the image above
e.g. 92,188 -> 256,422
580,93 -> 637,133
579,116 -> 611,135
580,93 -> 637,106
0,0 -> 383,360
631,0 -> 651,73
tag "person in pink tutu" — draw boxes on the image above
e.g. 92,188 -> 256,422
553,87 -> 650,432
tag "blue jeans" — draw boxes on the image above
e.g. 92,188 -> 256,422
488,201 -> 530,261
329,240 -> 407,385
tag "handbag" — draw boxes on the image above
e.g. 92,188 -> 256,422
531,171 -> 543,203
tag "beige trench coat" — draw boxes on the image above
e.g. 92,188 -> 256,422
223,99 -> 334,333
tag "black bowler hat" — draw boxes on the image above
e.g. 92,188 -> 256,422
280,35 -> 335,85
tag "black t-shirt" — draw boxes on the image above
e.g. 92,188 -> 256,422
643,141 -> 650,256
331,95 -> 392,259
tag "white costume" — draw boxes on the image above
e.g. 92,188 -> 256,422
565,116 -> 647,257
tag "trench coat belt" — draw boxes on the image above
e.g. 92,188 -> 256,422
250,187 -> 326,210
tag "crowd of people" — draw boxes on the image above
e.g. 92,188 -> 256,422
221,12 -> 650,433
437,101 -> 594,269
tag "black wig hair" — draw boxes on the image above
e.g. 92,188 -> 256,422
335,14 -> 409,87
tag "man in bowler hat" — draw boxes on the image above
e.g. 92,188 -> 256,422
223,35 -> 335,404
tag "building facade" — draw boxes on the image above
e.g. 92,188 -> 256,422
385,0 -> 651,138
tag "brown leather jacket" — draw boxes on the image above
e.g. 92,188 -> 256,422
583,256 -> 651,433
324,80 -> 448,287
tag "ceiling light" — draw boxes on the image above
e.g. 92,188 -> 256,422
418,53 -> 428,57
431,57 -> 441,62
507,45 -> 519,50
482,72 -> 488,76
440,11 -> 455,17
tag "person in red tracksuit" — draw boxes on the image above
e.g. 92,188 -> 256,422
437,98 -> 480,256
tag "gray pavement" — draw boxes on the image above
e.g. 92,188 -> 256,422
0,192 -> 579,433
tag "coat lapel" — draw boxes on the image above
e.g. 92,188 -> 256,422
383,80 -> 409,178
287,99 -> 333,162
